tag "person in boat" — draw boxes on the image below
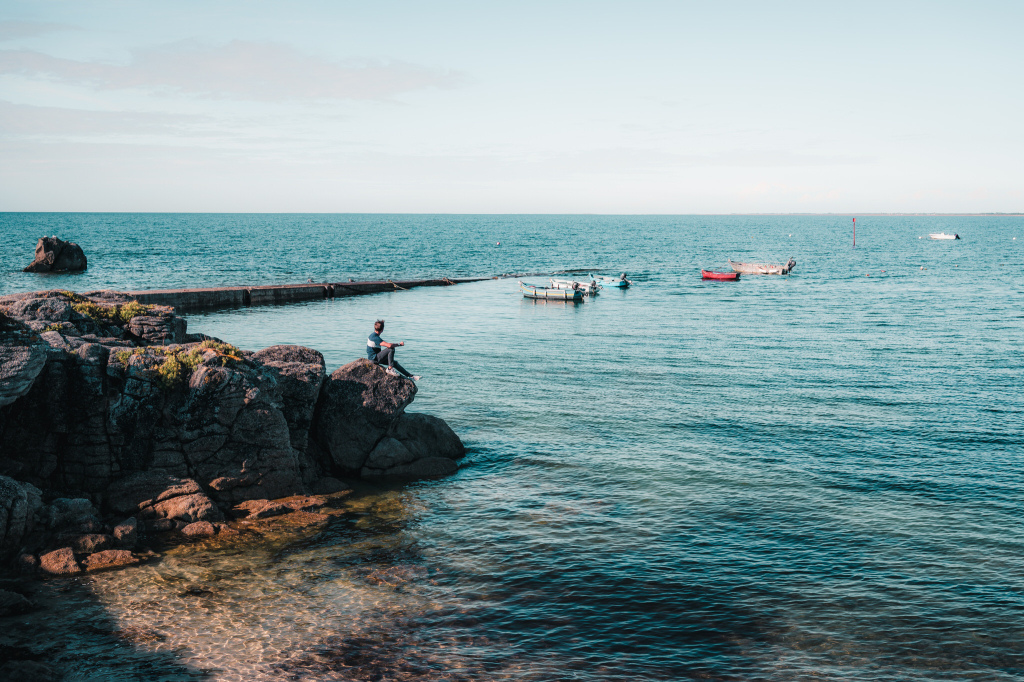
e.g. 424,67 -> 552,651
367,320 -> 419,380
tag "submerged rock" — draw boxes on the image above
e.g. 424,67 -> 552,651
22,236 -> 88,273
112,517 -> 138,548
180,521 -> 216,537
0,588 -> 34,616
82,549 -> 139,571
105,472 -> 221,523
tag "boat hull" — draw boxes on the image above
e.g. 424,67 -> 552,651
928,233 -> 960,240
728,259 -> 795,275
550,278 -> 599,295
520,282 -> 584,300
702,270 -> 740,281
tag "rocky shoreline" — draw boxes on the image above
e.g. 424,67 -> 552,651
0,289 -> 465,584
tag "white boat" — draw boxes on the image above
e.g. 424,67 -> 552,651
520,281 -> 584,301
550,278 -> 600,296
928,232 -> 960,240
590,273 -> 632,288
728,258 -> 796,275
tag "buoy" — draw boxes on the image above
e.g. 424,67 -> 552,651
789,233 -> 792,237
920,266 -> 924,270
881,270 -> 886,273
496,241 -> 501,246
919,236 -> 922,239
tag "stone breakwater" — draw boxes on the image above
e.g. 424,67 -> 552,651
128,277 -> 489,312
0,289 -> 464,577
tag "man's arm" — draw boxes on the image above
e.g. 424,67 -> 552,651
380,341 -> 404,348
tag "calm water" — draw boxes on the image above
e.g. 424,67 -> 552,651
2,214 -> 1023,680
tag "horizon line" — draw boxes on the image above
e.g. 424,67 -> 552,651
1,211 -> 1022,217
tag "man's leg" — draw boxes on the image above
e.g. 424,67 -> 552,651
390,358 -> 413,378
375,347 -> 394,367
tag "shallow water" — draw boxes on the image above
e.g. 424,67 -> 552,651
2,215 -> 1023,680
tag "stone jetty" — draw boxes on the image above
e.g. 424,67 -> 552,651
128,277 -> 488,312
0,289 -> 465,576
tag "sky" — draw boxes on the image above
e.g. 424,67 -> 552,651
0,1 -> 1021,213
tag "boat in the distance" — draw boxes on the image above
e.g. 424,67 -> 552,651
591,273 -> 632,288
702,270 -> 740,281
929,232 -> 960,240
728,258 -> 796,275
520,281 -> 584,301
550,277 -> 600,296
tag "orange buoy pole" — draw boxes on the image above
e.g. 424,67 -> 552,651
853,217 -> 856,248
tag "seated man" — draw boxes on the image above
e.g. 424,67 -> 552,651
367,319 -> 420,380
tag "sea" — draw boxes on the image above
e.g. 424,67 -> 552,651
1,214 -> 1022,681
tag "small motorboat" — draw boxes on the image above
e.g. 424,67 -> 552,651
702,270 -> 740,281
520,281 -> 584,301
729,258 -> 796,275
550,277 -> 600,296
929,232 -> 960,240
590,273 -> 632,288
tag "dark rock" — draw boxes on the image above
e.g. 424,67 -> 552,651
149,492 -> 221,523
389,412 -> 466,460
364,437 -> 416,470
253,345 -> 326,481
112,517 -> 137,548
126,315 -> 186,345
0,476 -> 44,559
16,553 -> 39,574
146,518 -> 175,533
45,498 -> 100,532
314,359 -> 416,473
0,343 -> 47,408
0,588 -> 34,616
39,547 -> 80,575
62,533 -> 113,554
5,297 -> 73,323
104,472 -> 220,522
310,477 -> 351,495
362,457 -> 459,480
23,236 -> 88,272
82,549 -> 139,571
181,521 -> 216,537
360,413 -> 464,480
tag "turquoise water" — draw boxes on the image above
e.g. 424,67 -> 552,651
2,214 -> 1023,680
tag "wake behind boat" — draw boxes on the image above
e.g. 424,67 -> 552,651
729,258 -> 796,275
520,281 -> 585,301
929,232 -> 960,240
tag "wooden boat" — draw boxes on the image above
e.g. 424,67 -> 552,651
590,273 -> 632,288
728,258 -> 796,275
928,232 -> 960,240
702,270 -> 740,281
520,281 -> 584,301
550,278 -> 600,296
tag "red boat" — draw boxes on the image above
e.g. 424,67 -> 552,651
702,270 -> 740,281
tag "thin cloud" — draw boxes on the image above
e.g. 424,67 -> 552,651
0,40 -> 467,101
0,100 -> 219,137
0,20 -> 74,40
